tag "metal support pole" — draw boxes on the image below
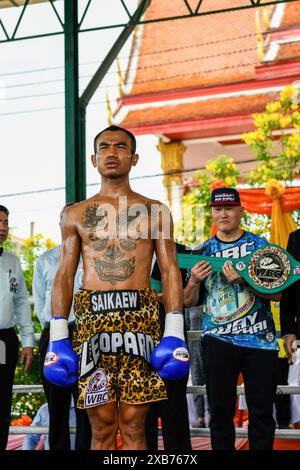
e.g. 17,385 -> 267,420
64,0 -> 150,202
80,0 -> 151,107
64,0 -> 85,203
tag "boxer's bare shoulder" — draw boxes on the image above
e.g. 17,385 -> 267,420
60,196 -> 105,234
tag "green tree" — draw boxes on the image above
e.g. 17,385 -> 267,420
175,155 -> 240,245
243,85 -> 300,186
242,84 -> 300,232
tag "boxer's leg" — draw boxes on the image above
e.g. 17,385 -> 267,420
118,402 -> 149,450
87,401 -> 118,450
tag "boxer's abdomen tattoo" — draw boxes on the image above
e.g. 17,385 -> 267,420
94,257 -> 135,285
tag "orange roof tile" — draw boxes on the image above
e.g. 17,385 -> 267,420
121,92 -> 276,128
276,42 -> 300,61
117,0 -> 300,136
281,1 -> 300,27
126,0 -> 260,95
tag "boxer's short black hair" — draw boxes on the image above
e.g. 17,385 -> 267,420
93,125 -> 136,155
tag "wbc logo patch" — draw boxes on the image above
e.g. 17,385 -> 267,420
84,368 -> 109,408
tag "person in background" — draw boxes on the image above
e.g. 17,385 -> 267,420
0,204 -> 34,450
237,301 -> 291,431
184,188 -> 280,450
22,401 -> 77,450
33,204 -> 91,450
145,242 -> 192,450
280,228 -> 300,429
286,353 -> 300,429
271,302 -> 290,429
185,305 -> 207,428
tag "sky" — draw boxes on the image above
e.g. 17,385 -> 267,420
0,0 -> 166,244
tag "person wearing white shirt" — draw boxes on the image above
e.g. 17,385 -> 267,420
22,401 -> 77,450
0,204 -> 34,450
33,204 -> 91,450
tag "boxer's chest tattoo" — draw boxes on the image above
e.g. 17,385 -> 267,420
82,203 -> 151,285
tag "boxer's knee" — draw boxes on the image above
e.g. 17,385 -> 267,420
118,402 -> 149,449
91,421 -> 117,450
87,402 -> 118,450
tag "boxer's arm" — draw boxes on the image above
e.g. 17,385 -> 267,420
51,206 -> 81,319
44,207 -> 80,387
151,206 -> 189,380
154,205 -> 183,313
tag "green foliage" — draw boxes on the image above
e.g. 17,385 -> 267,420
242,84 -> 300,229
12,346 -> 45,420
241,213 -> 271,240
176,85 -> 300,243
243,85 -> 300,186
21,234 -> 56,295
175,155 -> 240,245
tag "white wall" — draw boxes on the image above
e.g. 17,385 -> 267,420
182,140 -> 259,179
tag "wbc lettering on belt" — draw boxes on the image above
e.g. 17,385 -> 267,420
90,290 -> 140,313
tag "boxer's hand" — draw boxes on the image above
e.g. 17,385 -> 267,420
43,317 -> 78,387
151,336 -> 190,380
151,311 -> 190,380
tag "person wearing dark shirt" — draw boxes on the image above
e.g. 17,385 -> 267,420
145,242 -> 192,450
280,229 -> 300,428
184,188 -> 280,450
280,229 -> 300,361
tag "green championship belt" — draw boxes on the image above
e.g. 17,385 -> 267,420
151,244 -> 300,295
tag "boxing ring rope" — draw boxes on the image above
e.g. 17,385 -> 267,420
187,385 -> 300,395
10,383 -> 300,439
12,383 -> 300,396
8,425 -> 300,440
10,329 -> 300,441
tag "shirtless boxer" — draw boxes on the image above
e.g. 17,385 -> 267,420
43,125 -> 189,450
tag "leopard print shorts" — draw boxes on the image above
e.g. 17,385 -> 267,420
72,288 -> 167,408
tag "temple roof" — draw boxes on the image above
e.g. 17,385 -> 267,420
115,0 -> 300,140
126,1 -> 259,95
120,92 -> 278,141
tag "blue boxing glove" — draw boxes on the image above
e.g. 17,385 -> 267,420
151,311 -> 190,380
43,316 -> 78,387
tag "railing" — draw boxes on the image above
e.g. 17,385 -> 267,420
10,383 -> 300,439
11,326 -> 300,440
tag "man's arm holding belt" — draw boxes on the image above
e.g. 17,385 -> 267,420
222,260 -> 282,301
184,260 -> 212,308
